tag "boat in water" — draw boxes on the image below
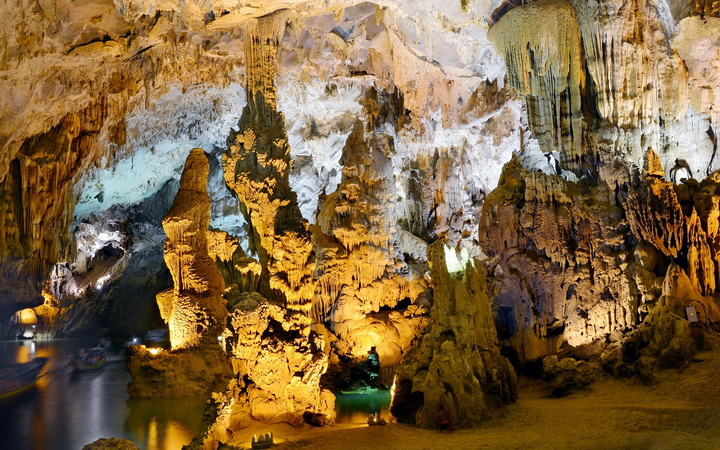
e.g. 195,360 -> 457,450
72,340 -> 110,371
0,357 -> 48,399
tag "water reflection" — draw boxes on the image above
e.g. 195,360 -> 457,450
334,390 -> 391,424
0,340 -> 205,450
126,397 -> 206,450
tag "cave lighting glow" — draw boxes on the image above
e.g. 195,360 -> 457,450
18,308 -> 38,325
444,245 -> 471,274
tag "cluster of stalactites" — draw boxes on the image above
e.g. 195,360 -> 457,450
624,149 -> 720,296
573,0 -> 689,127
223,13 -> 314,316
242,14 -> 286,109
488,0 -> 584,158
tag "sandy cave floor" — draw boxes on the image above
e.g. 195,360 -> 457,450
230,344 -> 720,449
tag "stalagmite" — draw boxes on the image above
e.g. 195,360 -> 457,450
313,120 -> 429,372
158,148 -> 227,349
126,148 -> 231,398
625,148 -> 720,297
193,14 -> 334,444
391,241 -> 517,427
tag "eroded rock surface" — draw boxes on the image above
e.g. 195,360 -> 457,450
314,121 -> 429,372
193,296 -> 335,447
479,155 -> 639,363
392,241 -> 517,427
126,148 -> 231,398
158,148 -> 227,350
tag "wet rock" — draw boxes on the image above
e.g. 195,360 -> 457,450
125,343 -> 231,398
83,438 -> 139,450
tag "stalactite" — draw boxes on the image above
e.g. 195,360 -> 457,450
488,0 -> 584,157
223,13 -> 315,315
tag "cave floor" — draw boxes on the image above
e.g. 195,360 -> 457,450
234,345 -> 720,449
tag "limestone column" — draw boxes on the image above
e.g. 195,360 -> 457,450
223,14 -> 315,315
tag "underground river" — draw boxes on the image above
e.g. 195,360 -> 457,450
0,339 -> 392,449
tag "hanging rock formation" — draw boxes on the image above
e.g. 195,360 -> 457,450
488,0 -> 584,157
391,241 -> 517,427
490,0 -> 717,178
313,119 -> 429,381
223,14 -> 315,314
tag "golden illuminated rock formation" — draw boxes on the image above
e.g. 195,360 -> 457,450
638,263 -> 720,366
189,14 -> 335,438
127,148 -> 231,398
692,0 -> 720,17
158,148 -> 227,350
624,148 -> 720,297
223,14 -> 315,314
0,0 -> 243,321
191,295 -> 335,447
313,121 -> 428,369
126,343 -> 231,398
0,101 -> 124,318
391,241 -> 517,427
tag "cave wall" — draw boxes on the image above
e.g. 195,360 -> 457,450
3,0 -> 720,441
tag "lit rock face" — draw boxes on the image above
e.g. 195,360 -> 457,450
479,156 -> 640,362
391,241 -> 517,427
223,15 -> 315,314
196,296 -> 334,447
127,148 -> 232,398
0,0 -> 246,321
0,0 -> 521,323
189,16 -> 335,440
314,120 -> 429,367
126,343 -> 232,398
18,179 -> 177,338
481,0 -> 720,368
0,102 -> 115,319
157,148 -> 227,350
639,263 -> 720,366
625,149 -> 720,298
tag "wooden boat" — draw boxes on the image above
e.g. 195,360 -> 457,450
0,357 -> 48,399
72,340 -> 110,371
